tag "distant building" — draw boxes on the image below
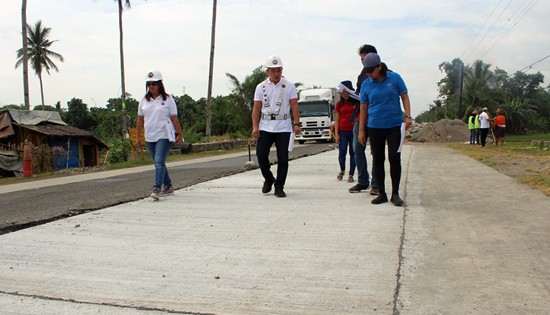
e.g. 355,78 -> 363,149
0,109 -> 108,176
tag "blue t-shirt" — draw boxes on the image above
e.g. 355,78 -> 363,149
360,72 -> 408,129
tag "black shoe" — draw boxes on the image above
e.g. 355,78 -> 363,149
390,194 -> 404,206
369,187 -> 379,195
262,177 -> 275,193
274,187 -> 286,198
371,193 -> 388,204
348,183 -> 369,193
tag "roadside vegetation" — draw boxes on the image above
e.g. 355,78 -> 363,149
448,133 -> 550,196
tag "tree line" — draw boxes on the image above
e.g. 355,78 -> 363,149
416,58 -> 550,134
2,66 -> 269,163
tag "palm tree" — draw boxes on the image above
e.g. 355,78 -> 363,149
15,20 -> 64,109
205,0 -> 217,141
21,0 -> 30,109
501,99 -> 537,134
115,0 -> 131,137
462,60 -> 494,119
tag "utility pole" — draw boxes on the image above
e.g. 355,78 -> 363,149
458,60 -> 464,118
205,0 -> 217,142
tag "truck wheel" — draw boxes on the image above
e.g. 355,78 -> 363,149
298,140 -> 305,144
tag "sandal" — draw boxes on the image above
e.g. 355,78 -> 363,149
337,171 -> 344,181
347,175 -> 354,183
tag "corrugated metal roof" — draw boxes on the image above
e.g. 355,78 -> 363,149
8,109 -> 67,126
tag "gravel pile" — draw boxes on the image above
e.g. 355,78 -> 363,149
406,119 -> 469,143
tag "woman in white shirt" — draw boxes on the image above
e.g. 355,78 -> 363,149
135,69 -> 183,200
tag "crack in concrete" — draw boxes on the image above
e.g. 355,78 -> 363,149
0,290 -> 215,315
392,144 -> 413,315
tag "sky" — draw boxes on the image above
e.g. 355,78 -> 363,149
1,0 -> 550,117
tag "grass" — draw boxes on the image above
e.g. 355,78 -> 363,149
447,133 -> 550,196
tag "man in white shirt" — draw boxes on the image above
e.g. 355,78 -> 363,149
479,107 -> 491,147
251,56 -> 301,198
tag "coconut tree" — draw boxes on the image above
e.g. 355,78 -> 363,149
15,20 -> 64,109
462,60 -> 495,119
501,98 -> 537,134
115,0 -> 132,136
21,0 -> 30,109
113,0 -> 147,136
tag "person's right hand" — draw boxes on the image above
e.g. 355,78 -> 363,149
252,127 -> 260,140
334,134 -> 340,144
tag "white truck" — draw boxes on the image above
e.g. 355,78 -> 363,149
295,88 -> 338,144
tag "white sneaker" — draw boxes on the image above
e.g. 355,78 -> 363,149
150,187 -> 161,200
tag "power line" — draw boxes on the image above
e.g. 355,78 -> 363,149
463,0 -> 512,63
461,0 -> 502,59
463,0 -> 539,64
518,53 -> 550,72
478,0 -> 538,60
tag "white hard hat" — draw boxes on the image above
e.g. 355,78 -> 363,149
264,55 -> 283,69
145,69 -> 163,81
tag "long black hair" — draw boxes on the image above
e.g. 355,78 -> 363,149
145,81 -> 169,101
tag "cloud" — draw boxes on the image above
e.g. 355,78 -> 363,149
1,0 -> 549,117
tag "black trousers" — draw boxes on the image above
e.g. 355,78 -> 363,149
368,126 -> 402,196
256,131 -> 291,189
480,128 -> 489,147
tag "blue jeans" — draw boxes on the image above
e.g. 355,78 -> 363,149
146,139 -> 173,189
338,130 -> 355,175
353,122 -> 377,188
469,129 -> 476,144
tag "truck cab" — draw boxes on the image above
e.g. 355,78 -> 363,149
295,88 -> 338,144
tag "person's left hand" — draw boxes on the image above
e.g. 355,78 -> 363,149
405,117 -> 412,130
293,125 -> 301,135
175,134 -> 184,144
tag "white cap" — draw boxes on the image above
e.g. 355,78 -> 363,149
145,69 -> 163,81
264,55 -> 284,69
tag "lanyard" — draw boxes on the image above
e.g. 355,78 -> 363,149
262,79 -> 286,115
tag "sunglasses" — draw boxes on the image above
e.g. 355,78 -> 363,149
147,81 -> 159,86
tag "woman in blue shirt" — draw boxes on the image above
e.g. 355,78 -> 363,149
358,53 -> 412,206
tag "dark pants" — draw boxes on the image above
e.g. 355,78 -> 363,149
368,126 -> 402,196
476,128 -> 481,144
256,131 -> 291,189
480,128 -> 489,147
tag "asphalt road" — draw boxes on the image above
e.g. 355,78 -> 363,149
0,143 -> 333,234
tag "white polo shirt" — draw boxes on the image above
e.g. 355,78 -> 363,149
138,95 -> 178,142
479,111 -> 490,129
254,77 -> 298,133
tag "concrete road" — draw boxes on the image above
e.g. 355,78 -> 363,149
0,142 -> 332,233
0,144 -> 549,314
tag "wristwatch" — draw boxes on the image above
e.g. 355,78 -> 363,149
293,122 -> 301,126
405,115 -> 412,119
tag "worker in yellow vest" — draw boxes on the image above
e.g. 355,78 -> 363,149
474,109 -> 481,145
468,110 -> 477,144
